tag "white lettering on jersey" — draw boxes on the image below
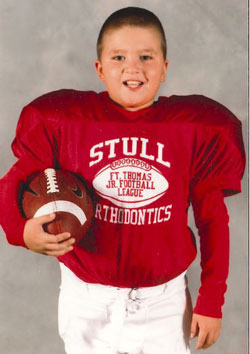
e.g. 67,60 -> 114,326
89,137 -> 171,168
156,142 -> 171,168
140,138 -> 154,161
89,142 -> 104,167
122,137 -> 139,156
94,203 -> 173,225
105,139 -> 120,159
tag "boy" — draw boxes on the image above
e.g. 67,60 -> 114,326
0,6 -> 245,354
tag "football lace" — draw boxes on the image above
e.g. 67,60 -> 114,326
44,168 -> 60,193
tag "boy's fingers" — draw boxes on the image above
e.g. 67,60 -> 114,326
190,316 -> 198,338
44,232 -> 74,244
46,246 -> 74,257
196,330 -> 207,350
45,241 -> 74,252
43,232 -> 71,243
54,232 -> 72,243
190,315 -> 222,349
44,235 -> 75,256
45,236 -> 75,249
33,213 -> 56,225
202,330 -> 219,349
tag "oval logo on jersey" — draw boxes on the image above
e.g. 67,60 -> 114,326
92,158 -> 169,208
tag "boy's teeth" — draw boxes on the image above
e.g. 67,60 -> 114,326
126,81 -> 142,88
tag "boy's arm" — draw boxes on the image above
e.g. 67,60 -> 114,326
190,186 -> 228,349
188,100 -> 246,349
190,187 -> 229,318
0,104 -> 58,246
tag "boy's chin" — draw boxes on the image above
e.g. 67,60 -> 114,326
111,97 -> 154,111
122,101 -> 154,111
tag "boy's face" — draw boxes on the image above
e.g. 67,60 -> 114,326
95,26 -> 168,111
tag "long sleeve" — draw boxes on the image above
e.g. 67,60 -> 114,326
190,187 -> 229,317
0,104 -> 58,247
189,102 -> 245,317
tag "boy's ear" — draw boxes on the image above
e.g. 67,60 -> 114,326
94,60 -> 104,81
161,60 -> 169,82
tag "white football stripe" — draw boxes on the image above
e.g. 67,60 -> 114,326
34,200 -> 86,225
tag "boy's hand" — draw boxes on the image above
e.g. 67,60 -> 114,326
190,313 -> 221,350
23,213 -> 75,257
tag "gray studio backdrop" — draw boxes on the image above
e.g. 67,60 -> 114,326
0,1 -> 248,353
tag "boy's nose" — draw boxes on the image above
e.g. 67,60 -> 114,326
124,67 -> 140,75
123,58 -> 142,74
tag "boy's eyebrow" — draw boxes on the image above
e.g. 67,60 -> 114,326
109,49 -> 126,54
109,49 -> 157,54
140,49 -> 156,53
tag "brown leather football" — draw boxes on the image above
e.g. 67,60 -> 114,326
21,168 -> 93,243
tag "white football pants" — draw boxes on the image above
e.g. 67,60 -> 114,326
58,263 -> 192,354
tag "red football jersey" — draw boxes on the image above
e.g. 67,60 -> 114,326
0,90 -> 245,317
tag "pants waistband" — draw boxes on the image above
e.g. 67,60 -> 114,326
59,263 -> 187,300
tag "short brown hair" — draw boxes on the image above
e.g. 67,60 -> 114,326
97,7 -> 167,60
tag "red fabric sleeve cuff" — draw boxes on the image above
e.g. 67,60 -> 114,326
5,217 -> 28,249
193,295 -> 223,318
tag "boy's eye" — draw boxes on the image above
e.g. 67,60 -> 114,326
140,55 -> 153,61
112,55 -> 126,61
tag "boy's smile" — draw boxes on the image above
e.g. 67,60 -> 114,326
95,26 -> 168,111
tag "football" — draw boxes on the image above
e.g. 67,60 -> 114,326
21,168 -> 94,243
